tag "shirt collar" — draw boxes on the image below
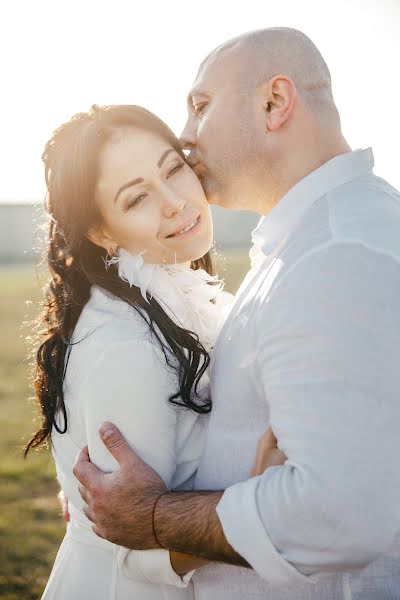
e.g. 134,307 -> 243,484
251,148 -> 375,256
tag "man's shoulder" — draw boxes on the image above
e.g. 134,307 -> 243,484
276,173 -> 400,267
327,174 -> 400,246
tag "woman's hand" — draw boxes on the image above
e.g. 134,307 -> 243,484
250,427 -> 287,477
170,551 -> 210,576
57,489 -> 70,522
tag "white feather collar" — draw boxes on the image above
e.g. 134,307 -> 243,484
105,248 -> 232,351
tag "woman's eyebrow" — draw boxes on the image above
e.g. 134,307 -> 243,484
114,178 -> 144,204
114,149 -> 176,204
157,148 -> 175,168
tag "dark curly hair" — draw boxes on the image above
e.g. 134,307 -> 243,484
25,104 -> 213,456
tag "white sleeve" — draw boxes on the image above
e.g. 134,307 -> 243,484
82,337 -> 194,587
217,242 -> 400,587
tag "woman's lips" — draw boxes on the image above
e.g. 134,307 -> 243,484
166,215 -> 201,239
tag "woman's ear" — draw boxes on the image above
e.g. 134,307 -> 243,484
86,225 -> 116,254
260,75 -> 297,133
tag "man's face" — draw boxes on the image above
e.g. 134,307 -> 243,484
180,48 -> 263,211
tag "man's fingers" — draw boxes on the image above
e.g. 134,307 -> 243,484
99,422 -> 143,468
78,483 -> 89,504
73,446 -> 103,489
82,502 -> 95,523
92,524 -> 105,539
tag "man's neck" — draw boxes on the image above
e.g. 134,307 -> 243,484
259,138 -> 352,217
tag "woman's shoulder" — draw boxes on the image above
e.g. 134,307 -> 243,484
65,286 -> 173,389
71,285 -> 153,347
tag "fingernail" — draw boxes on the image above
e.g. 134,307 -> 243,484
100,424 -> 115,439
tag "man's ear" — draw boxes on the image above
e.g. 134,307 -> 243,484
86,224 -> 115,253
261,75 -> 297,133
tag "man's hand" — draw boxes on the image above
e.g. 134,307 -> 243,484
73,422 -> 167,548
74,423 -> 249,567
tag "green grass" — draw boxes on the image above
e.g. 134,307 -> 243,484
0,265 -> 66,600
0,249 -> 250,599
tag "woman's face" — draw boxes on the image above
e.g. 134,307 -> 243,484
91,127 -> 213,265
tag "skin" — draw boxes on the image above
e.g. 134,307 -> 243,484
88,127 -> 213,265
74,27 -> 352,569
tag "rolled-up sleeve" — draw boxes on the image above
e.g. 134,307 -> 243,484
217,241 -> 400,587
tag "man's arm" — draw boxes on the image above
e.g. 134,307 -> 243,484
214,242 -> 400,584
75,431 -> 248,565
156,490 -> 249,567
74,426 -> 284,567
157,427 -> 284,566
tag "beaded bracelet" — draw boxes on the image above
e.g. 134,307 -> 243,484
152,490 -> 170,549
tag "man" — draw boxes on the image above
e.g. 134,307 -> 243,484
74,28 -> 400,598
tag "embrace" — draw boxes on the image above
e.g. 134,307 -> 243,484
27,28 -> 400,600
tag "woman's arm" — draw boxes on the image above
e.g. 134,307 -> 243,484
81,335 -> 199,586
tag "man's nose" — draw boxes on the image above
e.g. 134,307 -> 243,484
179,118 -> 197,152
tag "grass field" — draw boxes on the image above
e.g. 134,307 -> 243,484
0,249 -> 250,600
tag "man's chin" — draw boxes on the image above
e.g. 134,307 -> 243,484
205,190 -> 233,209
204,180 -> 250,211
202,181 -> 225,207
201,176 -> 237,209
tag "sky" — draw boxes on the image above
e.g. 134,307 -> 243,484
1,0 -> 399,202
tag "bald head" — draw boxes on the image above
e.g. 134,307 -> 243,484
181,27 -> 348,214
201,28 -> 337,118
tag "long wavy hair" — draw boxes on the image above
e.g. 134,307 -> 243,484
25,104 -> 213,456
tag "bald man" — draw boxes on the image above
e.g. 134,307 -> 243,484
74,28 -> 400,599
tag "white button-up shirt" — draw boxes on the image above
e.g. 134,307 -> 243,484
192,148 -> 400,600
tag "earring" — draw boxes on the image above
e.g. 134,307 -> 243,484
108,246 -> 118,257
104,246 -> 119,270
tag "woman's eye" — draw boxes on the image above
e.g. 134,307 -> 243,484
167,162 -> 185,178
125,194 -> 147,210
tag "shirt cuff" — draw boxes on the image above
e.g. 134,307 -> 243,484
117,546 -> 195,587
216,475 -> 312,588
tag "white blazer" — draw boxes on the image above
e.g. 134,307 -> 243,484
43,285 -> 210,600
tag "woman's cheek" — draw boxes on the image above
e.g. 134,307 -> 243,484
123,208 -> 161,256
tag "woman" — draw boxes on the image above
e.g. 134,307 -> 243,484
26,105 -> 284,600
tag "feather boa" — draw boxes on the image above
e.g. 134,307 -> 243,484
105,248 -> 232,352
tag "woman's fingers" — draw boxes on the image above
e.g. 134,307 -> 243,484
57,490 -> 70,522
261,427 -> 278,448
250,427 -> 287,477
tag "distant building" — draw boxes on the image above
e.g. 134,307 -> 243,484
0,202 -> 259,263
0,203 -> 46,263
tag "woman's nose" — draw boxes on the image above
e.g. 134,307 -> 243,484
161,187 -> 186,218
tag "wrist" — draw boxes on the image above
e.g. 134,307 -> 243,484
152,490 -> 170,549
154,490 -> 222,554
153,490 -> 249,567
